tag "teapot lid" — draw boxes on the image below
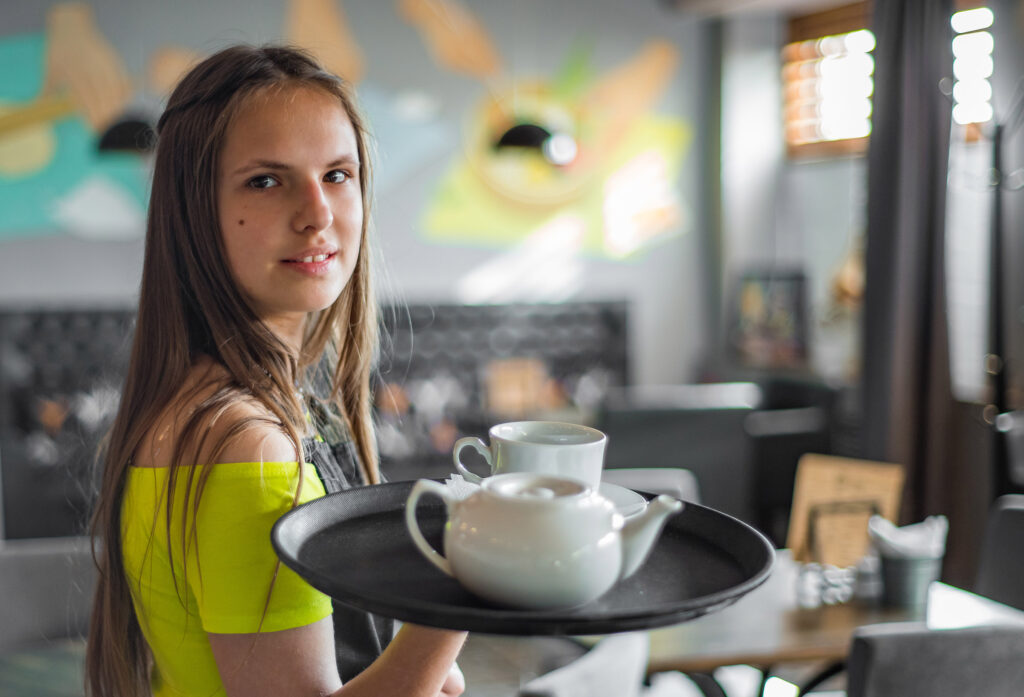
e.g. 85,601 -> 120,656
483,473 -> 589,501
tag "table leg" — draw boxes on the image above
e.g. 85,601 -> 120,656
757,665 -> 775,697
684,671 -> 729,697
796,660 -> 846,696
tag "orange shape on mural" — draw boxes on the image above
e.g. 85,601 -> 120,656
399,0 -> 502,79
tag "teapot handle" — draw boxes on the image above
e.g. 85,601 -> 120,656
405,479 -> 456,577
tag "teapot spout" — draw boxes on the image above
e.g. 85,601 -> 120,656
621,495 -> 684,579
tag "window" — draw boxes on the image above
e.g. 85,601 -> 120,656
950,6 -> 995,128
946,4 -> 997,403
782,2 -> 873,159
782,2 -> 995,158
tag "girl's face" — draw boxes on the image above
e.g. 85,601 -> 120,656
217,85 -> 363,347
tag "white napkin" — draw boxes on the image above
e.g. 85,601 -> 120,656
518,633 -> 648,697
867,514 -> 948,559
444,473 -> 481,500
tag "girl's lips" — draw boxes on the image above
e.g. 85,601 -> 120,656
284,249 -> 337,262
282,251 -> 337,275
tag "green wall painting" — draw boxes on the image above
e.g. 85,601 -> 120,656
422,39 -> 693,260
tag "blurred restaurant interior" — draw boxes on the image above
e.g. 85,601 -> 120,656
3,0 -> 1024,694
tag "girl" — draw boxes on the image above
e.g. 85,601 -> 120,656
85,45 -> 466,697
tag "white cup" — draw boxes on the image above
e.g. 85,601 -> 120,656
452,421 -> 607,490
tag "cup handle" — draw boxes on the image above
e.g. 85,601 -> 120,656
405,479 -> 455,577
452,437 -> 491,484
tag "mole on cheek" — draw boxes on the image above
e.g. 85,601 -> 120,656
238,219 -> 245,226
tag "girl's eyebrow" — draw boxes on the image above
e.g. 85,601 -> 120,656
327,156 -> 361,169
232,155 -> 360,176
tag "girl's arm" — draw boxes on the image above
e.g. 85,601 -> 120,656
209,617 -> 467,697
204,416 -> 468,696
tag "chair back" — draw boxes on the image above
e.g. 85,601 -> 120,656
995,411 -> 1024,489
846,623 -> 1024,697
602,468 -> 701,503
975,494 -> 1024,611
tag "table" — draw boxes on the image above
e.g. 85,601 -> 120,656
645,549 -> 1024,676
10,552 -> 1021,697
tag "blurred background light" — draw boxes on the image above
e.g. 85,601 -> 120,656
950,9 -> 994,126
952,31 -> 993,59
783,28 -> 875,147
953,54 -> 994,80
951,7 -> 994,34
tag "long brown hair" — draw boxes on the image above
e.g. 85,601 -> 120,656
85,45 -> 379,696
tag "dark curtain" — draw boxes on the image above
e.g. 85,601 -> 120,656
861,0 -> 986,585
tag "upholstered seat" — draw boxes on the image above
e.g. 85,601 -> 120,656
0,536 -> 95,653
844,623 -> 1024,697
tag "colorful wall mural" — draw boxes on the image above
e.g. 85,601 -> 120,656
423,37 -> 691,260
0,6 -> 149,241
0,0 -> 693,261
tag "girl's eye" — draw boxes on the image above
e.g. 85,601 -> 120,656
325,170 -> 350,184
247,175 -> 278,189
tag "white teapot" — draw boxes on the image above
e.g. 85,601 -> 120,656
404,472 -> 684,610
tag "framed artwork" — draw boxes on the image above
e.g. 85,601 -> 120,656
730,269 -> 809,370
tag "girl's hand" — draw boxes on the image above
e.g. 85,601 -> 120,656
439,662 -> 465,696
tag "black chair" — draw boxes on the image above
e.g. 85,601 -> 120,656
602,467 -> 701,503
596,382 -> 760,524
995,411 -> 1024,492
844,623 -> 1024,697
974,494 -> 1024,611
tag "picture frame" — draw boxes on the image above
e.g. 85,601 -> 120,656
730,269 -> 810,370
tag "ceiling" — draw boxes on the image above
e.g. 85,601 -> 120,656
668,0 -> 856,17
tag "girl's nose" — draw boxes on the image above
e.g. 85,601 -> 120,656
292,180 -> 333,233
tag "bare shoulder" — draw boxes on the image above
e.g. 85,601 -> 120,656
137,357 -> 300,467
212,402 -> 299,465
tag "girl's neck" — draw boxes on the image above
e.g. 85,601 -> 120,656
262,314 -> 307,354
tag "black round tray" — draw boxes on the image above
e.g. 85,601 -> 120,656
272,480 -> 775,635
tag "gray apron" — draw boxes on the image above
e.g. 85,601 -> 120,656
303,397 -> 395,683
